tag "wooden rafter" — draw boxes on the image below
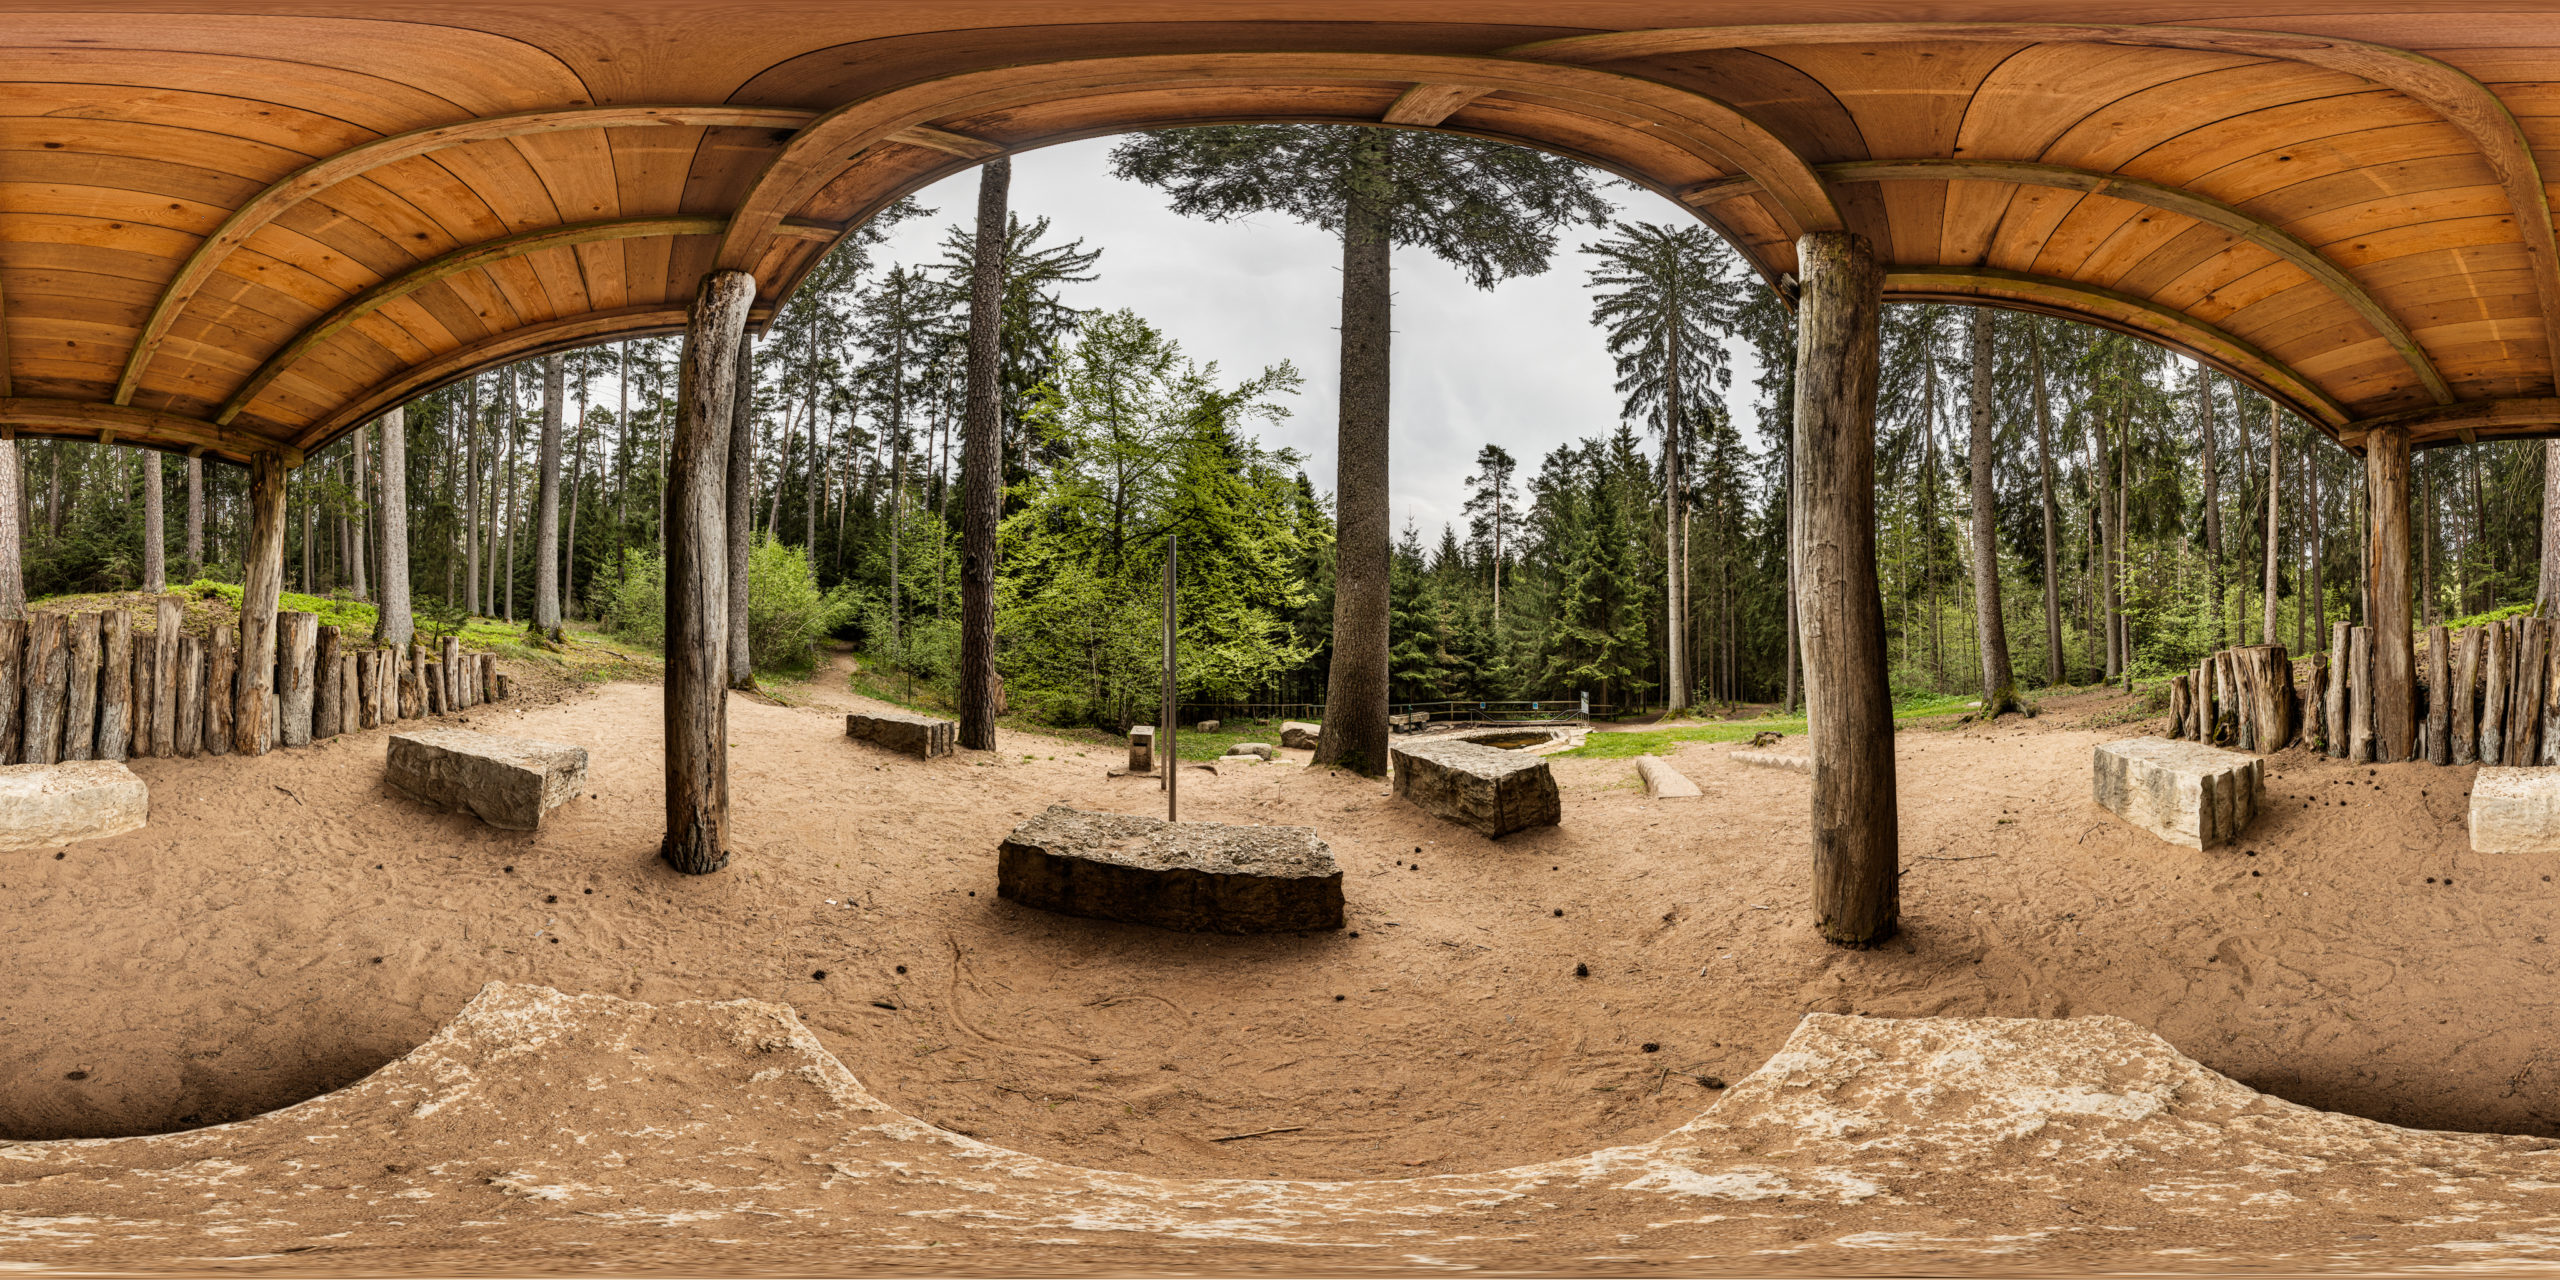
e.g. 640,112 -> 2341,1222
1506,22 -> 2560,396
1693,159 -> 2455,405
884,124 -> 1002,159
113,103 -> 821,408
2343,398 -> 2560,450
715,52 -> 1843,280
217,215 -> 730,428
1383,84 -> 1494,126
1885,266 -> 2349,429
0,398 -> 297,466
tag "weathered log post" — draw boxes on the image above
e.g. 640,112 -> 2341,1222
2168,674 -> 2191,738
2515,619 -> 2548,767
424,661 -> 443,714
355,651 -> 379,730
1789,230 -> 1895,946
2306,653 -> 2330,753
205,625 -> 233,757
665,268 -> 754,875
439,636 -> 461,709
2192,659 -> 2211,741
2364,425 -> 2415,762
382,650 -> 402,722
2426,625 -> 2452,765
131,636 -> 153,759
335,653 -> 356,733
2236,645 -> 2291,752
61,612 -> 99,762
151,596 -> 180,758
21,612 -> 64,765
174,635 -> 203,758
2484,620 -> 2511,765
399,654 -> 422,719
2454,624 -> 2482,765
2349,625 -> 2376,763
2326,623 -> 2350,758
234,450 -> 287,755
479,655 -> 497,705
313,624 -> 341,739
279,611 -> 317,747
97,610 -> 130,762
2540,626 -> 2560,766
0,618 -> 22,765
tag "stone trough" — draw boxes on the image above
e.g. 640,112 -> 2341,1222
385,727 -> 588,831
1391,736 -> 1559,837
0,760 -> 146,850
20,984 -> 2560,1274
997,804 -> 1341,933
2091,735 -> 2261,849
844,709 -> 955,759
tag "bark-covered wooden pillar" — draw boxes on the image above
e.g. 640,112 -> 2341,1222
1789,230 -> 1897,947
233,449 -> 288,755
664,269 -> 754,874
2365,424 -> 2415,762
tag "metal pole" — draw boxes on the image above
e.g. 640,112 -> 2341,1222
1162,533 -> 1178,822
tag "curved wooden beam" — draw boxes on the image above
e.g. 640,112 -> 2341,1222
1885,265 -> 2350,428
294,302 -> 767,453
218,215 -> 729,427
115,102 -> 821,408
715,52 -> 1843,278
0,398 -> 297,467
1700,158 -> 2454,405
1506,22 -> 2560,394
2345,397 -> 2560,449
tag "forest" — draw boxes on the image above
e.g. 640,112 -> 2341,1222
12,126 -> 2558,728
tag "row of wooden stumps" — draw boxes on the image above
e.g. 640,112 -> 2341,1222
0,595 -> 504,764
2408,615 -> 2560,767
2168,643 -> 2301,754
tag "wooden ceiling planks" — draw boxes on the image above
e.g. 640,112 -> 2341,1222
2,6 -> 2559,461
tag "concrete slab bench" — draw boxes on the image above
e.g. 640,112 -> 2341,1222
1391,737 -> 1559,838
2091,736 -> 2261,850
0,760 -> 147,850
845,710 -> 954,759
1635,754 -> 1702,798
997,804 -> 1341,933
386,728 -> 588,831
2470,766 -> 2560,853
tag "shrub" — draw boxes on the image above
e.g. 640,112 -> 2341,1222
744,536 -> 857,675
599,549 -> 665,650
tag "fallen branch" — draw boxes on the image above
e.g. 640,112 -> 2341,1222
1211,1126 -> 1304,1142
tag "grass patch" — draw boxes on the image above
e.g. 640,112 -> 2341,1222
1559,691 -> 1994,760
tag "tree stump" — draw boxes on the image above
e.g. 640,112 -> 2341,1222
0,619 -> 25,766
97,610 -> 130,762
2511,619 -> 2547,767
2326,622 -> 2351,759
2304,655 -> 2329,754
480,655 -> 498,705
2349,625 -> 2376,764
174,635 -> 203,758
2168,675 -> 2192,739
205,625 -> 234,758
313,624 -> 341,739
335,654 -> 356,734
61,612 -> 99,763
2230,645 -> 2292,753
21,613 -> 65,766
278,611 -> 317,748
2426,625 -> 2453,765
152,596 -> 180,758
424,662 -> 444,714
355,651 -> 380,730
2484,620 -> 2511,765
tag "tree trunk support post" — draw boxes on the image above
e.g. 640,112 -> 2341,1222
2365,424 -> 2416,762
375,406 -> 412,646
957,155 -> 1010,753
234,449 -> 288,755
664,269 -> 754,876
1790,230 -> 1897,948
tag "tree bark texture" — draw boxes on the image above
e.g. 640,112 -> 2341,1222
2264,404 -> 2282,645
2542,440 -> 2560,613
204,625 -> 232,757
1789,230 -> 1897,948
234,450 -> 287,755
21,612 -> 62,765
665,269 -> 752,875
278,611 -> 317,747
142,450 -> 165,594
1315,128 -> 1394,778
185,454 -> 203,577
534,356 -> 564,640
0,441 -> 24,620
1967,306 -> 2017,712
375,407 -> 412,645
2428,624 -> 2453,766
2365,427 -> 2415,762
97,609 -> 128,761
61,611 -> 98,762
725,338 -> 755,689
958,156 -> 1010,752
152,595 -> 179,758
2031,321 -> 2063,685
2454,623 -> 2482,765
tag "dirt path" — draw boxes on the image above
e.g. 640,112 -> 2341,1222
2,678 -> 2552,1185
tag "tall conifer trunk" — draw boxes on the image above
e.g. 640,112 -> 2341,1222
959,157 -> 1010,751
533,353 -> 564,640
2030,321 -> 2063,685
1967,308 -> 2017,712
142,449 -> 165,593
1316,129 -> 1394,777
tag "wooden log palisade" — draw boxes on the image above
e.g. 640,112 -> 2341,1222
2172,619 -> 2560,771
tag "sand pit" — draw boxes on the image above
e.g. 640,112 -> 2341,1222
14,980 -> 2560,1275
2,674 -> 2558,1270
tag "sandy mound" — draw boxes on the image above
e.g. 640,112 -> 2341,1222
7,982 -> 2559,1275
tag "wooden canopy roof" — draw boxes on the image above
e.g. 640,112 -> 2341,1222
4,2 -> 2556,463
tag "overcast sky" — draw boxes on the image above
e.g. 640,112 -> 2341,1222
869,136 -> 1765,542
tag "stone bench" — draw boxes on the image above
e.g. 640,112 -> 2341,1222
2470,767 -> 2560,853
997,805 -> 1341,933
1224,742 -> 1276,760
0,760 -> 147,850
1279,721 -> 1320,750
1390,737 -> 1559,838
845,710 -> 954,759
1635,754 -> 1701,798
386,728 -> 587,831
2091,736 -> 2261,850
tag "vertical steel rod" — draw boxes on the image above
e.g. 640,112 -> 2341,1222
1162,534 -> 1178,822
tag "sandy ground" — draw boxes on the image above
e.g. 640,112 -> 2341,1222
1,668 -> 2553,1194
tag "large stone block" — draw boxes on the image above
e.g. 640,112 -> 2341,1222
2469,766 -> 2560,852
997,805 -> 1341,933
1635,754 -> 1701,798
844,710 -> 954,759
386,728 -> 588,831
2091,736 -> 2260,850
1279,721 -> 1320,750
1391,737 -> 1560,838
0,760 -> 147,850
